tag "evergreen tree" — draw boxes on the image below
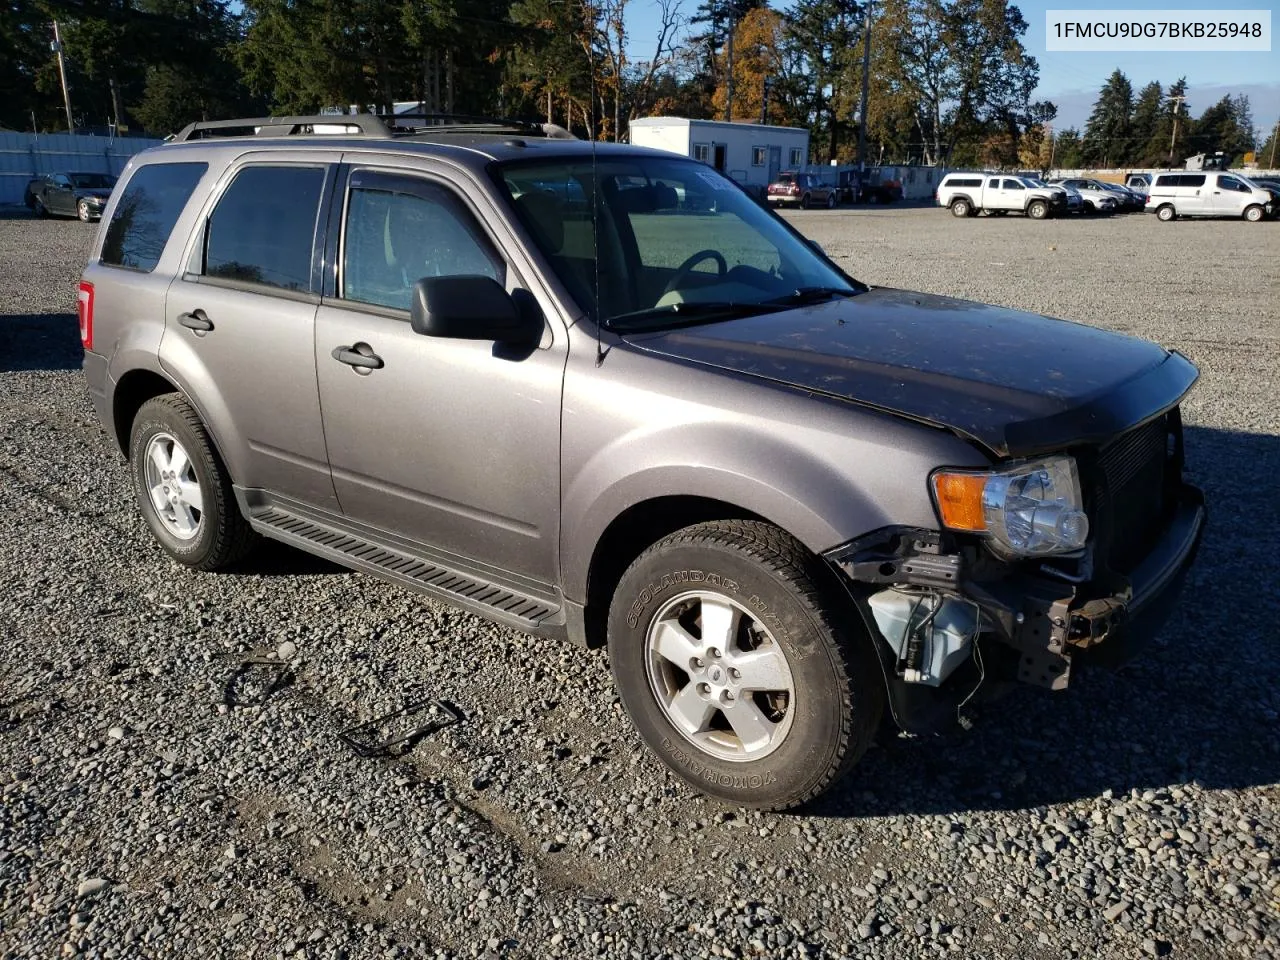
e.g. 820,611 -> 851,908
1053,127 -> 1083,168
1128,80 -> 1163,166
1081,69 -> 1132,167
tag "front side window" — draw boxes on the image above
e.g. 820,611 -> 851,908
204,165 -> 326,292
498,156 -> 858,328
71,173 -> 115,189
101,161 -> 208,273
1218,175 -> 1246,192
341,172 -> 502,312
1003,179 -> 1025,190
751,146 -> 767,166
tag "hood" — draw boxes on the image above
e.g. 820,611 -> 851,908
623,288 -> 1198,458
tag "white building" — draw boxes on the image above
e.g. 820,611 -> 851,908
628,117 -> 810,188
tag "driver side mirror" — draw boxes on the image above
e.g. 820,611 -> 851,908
410,275 -> 542,344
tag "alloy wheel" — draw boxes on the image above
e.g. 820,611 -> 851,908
143,432 -> 204,540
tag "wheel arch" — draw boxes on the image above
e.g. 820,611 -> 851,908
111,368 -> 237,485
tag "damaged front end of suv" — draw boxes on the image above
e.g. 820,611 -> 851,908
828,357 -> 1206,734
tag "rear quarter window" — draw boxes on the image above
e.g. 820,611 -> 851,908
100,162 -> 208,273
945,177 -> 981,188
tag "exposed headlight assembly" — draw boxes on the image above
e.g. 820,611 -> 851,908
930,456 -> 1089,557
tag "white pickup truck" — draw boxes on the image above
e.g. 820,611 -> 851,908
936,173 -> 1069,219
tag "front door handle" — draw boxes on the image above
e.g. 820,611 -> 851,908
178,310 -> 213,334
331,343 -> 384,372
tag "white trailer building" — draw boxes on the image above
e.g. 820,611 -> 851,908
628,117 -> 810,188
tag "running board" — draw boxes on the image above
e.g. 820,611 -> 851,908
248,506 -> 560,631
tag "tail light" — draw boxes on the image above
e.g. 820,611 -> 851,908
77,280 -> 94,351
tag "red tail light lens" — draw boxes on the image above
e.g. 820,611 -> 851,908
77,281 -> 94,351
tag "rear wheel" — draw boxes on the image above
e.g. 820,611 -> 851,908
801,192 -> 812,209
1244,204 -> 1264,223
950,198 -> 971,218
826,192 -> 837,209
1156,204 -> 1176,222
33,197 -> 47,218
1027,199 -> 1048,220
608,520 -> 883,810
129,394 -> 258,571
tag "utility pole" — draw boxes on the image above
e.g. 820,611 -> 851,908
760,76 -> 771,126
857,1 -> 873,172
725,3 -> 735,122
1270,118 -> 1279,169
52,21 -> 74,134
1168,93 -> 1187,167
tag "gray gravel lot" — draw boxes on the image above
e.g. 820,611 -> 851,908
1,204 -> 1277,960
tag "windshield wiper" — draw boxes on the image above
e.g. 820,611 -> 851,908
763,285 -> 858,306
606,299 -> 787,331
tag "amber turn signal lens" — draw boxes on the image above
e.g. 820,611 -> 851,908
932,473 -> 988,531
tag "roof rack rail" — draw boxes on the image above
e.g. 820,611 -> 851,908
380,112 -> 577,139
171,115 -> 393,143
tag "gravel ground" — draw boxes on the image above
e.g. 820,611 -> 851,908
1,203 -> 1277,960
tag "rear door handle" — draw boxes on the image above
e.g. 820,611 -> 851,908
331,343 -> 384,372
178,310 -> 213,334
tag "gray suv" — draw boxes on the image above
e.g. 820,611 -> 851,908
80,115 -> 1205,811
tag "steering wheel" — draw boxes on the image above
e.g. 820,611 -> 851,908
663,249 -> 728,295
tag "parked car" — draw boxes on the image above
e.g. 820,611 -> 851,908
767,171 -> 839,209
1024,176 -> 1082,213
80,114 -> 1205,811
1093,180 -> 1146,212
936,172 -> 1068,219
1145,171 -> 1274,222
28,171 -> 117,221
1048,178 -> 1118,215
1125,173 -> 1152,193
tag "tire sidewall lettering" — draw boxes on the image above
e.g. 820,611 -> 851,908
660,737 -> 777,788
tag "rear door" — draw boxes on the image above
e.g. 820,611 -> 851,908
984,176 -> 1009,210
1174,174 -> 1207,216
162,153 -> 340,510
313,161 -> 565,586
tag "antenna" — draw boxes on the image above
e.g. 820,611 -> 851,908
586,4 -> 605,366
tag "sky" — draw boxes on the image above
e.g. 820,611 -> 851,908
625,0 -> 1280,139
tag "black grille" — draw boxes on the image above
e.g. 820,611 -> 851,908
1094,416 -> 1171,572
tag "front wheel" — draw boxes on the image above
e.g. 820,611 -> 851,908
608,520 -> 883,810
1027,200 -> 1048,220
826,192 -> 837,209
77,200 -> 92,222
1244,204 -> 1264,223
129,394 -> 258,571
33,197 -> 47,218
801,193 -> 812,209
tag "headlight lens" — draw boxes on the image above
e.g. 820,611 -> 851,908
931,456 -> 1089,557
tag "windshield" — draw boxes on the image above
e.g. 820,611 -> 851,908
496,156 -> 858,329
71,173 -> 116,189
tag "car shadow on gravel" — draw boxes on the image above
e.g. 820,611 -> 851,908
229,538 -> 348,577
808,424 -> 1280,820
0,205 -> 38,221
0,312 -> 83,372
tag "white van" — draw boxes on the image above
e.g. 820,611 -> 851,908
1146,172 -> 1273,222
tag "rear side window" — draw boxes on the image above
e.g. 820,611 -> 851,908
1181,175 -> 1206,188
1153,175 -> 1176,188
204,165 -> 327,293
101,162 -> 207,273
945,177 -> 980,188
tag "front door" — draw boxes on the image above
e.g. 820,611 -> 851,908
163,156 -> 339,510
314,165 -> 565,586
49,174 -> 76,215
1209,174 -> 1249,216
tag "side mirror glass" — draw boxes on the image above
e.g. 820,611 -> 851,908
409,275 -> 541,344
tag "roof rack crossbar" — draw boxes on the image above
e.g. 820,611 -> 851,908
171,115 -> 394,143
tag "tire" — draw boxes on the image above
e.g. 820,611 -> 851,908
77,200 -> 92,222
801,193 -> 812,209
607,520 -> 884,811
1027,199 -> 1048,220
826,192 -> 837,209
1244,205 -> 1264,223
950,198 -> 970,218
129,394 -> 258,571
1156,204 -> 1176,222
33,197 -> 47,218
